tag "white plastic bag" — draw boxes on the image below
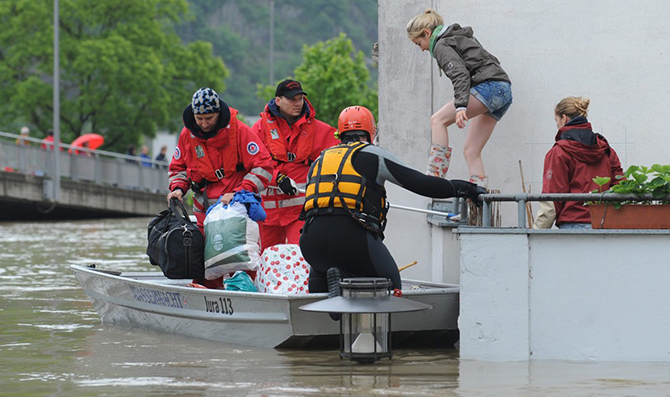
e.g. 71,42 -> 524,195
254,244 -> 310,294
204,201 -> 260,280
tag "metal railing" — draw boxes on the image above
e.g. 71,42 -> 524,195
0,131 -> 170,196
479,192 -> 670,228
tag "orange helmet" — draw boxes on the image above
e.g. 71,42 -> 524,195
337,106 -> 376,142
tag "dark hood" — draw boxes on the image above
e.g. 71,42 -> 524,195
554,117 -> 611,163
182,104 -> 231,140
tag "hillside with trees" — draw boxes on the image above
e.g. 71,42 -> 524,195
178,0 -> 378,117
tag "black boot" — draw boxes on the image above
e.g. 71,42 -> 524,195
327,267 -> 342,321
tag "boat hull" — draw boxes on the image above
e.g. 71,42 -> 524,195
71,265 -> 459,349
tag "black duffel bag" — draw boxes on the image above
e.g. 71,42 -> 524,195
147,198 -> 205,279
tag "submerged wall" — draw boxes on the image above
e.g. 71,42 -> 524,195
458,228 -> 670,362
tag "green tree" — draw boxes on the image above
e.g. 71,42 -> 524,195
0,0 -> 228,151
257,33 -> 377,128
180,0 -> 378,116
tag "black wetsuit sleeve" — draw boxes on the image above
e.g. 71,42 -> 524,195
352,147 -> 474,199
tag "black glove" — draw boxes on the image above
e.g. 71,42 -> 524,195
451,179 -> 487,206
276,173 -> 298,196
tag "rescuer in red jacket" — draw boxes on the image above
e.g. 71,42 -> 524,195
168,87 -> 274,228
252,80 -> 338,250
168,88 -> 274,288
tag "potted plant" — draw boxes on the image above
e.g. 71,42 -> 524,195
589,164 -> 670,229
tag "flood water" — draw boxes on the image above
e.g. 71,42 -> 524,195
1,218 -> 670,396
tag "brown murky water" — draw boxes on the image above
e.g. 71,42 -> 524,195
1,218 -> 669,396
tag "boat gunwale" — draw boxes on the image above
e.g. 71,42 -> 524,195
70,265 -> 459,301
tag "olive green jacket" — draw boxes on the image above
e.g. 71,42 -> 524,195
433,23 -> 510,110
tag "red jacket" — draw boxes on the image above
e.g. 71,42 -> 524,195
541,118 -> 623,225
252,98 -> 338,226
169,106 -> 274,227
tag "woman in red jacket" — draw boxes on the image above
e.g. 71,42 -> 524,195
534,97 -> 623,229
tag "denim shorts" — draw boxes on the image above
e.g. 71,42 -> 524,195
470,80 -> 513,121
558,223 -> 593,230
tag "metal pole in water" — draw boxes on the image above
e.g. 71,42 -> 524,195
269,0 -> 274,85
52,0 -> 61,201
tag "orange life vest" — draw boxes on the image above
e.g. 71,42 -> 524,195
188,112 -> 244,182
260,112 -> 314,164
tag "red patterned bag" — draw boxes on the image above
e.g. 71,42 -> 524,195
254,244 -> 310,294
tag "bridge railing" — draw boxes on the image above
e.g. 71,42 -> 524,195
0,131 -> 170,194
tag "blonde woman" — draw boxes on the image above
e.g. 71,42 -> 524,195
407,9 -> 512,186
534,97 -> 623,229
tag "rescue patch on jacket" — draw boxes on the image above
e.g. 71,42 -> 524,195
545,169 -> 553,180
195,145 -> 205,159
174,146 -> 181,160
247,142 -> 260,155
270,129 -> 279,140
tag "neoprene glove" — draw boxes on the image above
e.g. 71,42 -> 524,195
451,179 -> 487,206
276,173 -> 298,196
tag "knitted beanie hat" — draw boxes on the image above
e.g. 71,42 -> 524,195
191,87 -> 221,114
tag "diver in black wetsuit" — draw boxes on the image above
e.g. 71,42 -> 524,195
299,106 -> 485,293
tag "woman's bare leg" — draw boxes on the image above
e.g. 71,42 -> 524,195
430,100 -> 456,147
463,97 -> 497,178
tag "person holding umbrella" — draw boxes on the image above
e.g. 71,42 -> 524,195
70,133 -> 104,155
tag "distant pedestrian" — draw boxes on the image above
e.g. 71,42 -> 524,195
154,145 -> 169,169
407,8 -> 512,187
140,145 -> 152,167
41,131 -> 62,151
125,145 -> 139,164
16,126 -> 30,146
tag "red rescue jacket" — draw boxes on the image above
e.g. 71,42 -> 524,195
169,106 -> 274,228
252,98 -> 338,227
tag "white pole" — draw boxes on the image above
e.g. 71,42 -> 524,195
269,0 -> 274,85
52,0 -> 61,201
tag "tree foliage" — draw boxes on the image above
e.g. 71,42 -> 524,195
180,0 -> 378,116
257,33 -> 377,128
0,0 -> 228,151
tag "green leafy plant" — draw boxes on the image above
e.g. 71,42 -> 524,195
592,164 -> 670,207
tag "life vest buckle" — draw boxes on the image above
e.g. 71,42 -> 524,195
286,152 -> 296,162
214,169 -> 225,179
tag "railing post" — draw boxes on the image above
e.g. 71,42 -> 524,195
482,200 -> 491,227
460,197 -> 468,223
138,162 -> 144,191
116,159 -> 123,188
94,152 -> 101,185
518,199 -> 527,228
18,145 -> 26,173
70,152 -> 77,181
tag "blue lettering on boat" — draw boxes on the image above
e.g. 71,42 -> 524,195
129,285 -> 185,308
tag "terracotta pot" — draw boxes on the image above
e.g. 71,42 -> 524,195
589,204 -> 670,229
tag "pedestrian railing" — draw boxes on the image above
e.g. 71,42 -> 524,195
479,192 -> 670,228
0,131 -> 169,194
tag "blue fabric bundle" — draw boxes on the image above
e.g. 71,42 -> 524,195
206,190 -> 266,221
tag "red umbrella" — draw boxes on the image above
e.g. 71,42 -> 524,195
69,133 -> 104,154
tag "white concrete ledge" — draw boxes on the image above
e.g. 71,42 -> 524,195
458,227 -> 670,362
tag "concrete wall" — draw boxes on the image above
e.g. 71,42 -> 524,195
378,1 -> 670,280
0,171 -> 166,219
458,229 -> 670,362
